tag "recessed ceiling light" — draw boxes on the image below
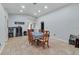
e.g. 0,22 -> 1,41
21,5 -> 25,9
34,13 -> 37,15
44,5 -> 48,9
38,10 -> 41,13
20,10 -> 23,12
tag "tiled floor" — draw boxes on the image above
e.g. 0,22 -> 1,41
1,36 -> 79,55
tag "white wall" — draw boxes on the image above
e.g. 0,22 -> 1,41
36,4 -> 79,42
0,4 -> 8,48
8,14 -> 36,35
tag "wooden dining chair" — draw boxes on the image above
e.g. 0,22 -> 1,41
39,30 -> 50,48
44,30 -> 50,47
27,29 -> 35,45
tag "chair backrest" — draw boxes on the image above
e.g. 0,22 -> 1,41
27,29 -> 33,43
43,30 -> 50,41
44,30 -> 50,37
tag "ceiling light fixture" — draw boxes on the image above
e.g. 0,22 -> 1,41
20,10 -> 23,12
44,5 -> 48,9
38,10 -> 41,13
21,5 -> 25,9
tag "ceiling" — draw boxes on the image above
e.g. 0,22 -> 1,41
2,3 -> 71,18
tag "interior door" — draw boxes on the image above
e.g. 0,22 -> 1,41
16,26 -> 22,37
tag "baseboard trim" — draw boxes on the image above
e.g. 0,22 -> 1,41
56,38 -> 68,43
51,36 -> 68,43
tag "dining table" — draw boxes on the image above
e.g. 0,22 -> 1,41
32,31 -> 43,46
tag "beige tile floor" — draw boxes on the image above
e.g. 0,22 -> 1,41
1,36 -> 79,55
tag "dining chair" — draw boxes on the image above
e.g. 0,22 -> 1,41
27,29 -> 35,45
39,30 -> 50,48
44,30 -> 50,47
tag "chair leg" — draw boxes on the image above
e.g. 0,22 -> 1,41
47,42 -> 49,48
42,43 -> 45,49
42,45 -> 45,49
31,40 -> 35,45
47,44 -> 49,48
